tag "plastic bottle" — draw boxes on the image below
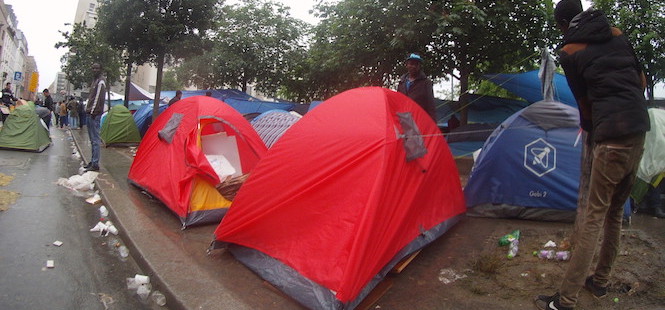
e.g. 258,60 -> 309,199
118,245 -> 129,258
538,250 -> 555,259
499,230 -> 521,246
555,251 -> 570,261
151,290 -> 167,306
507,239 -> 519,259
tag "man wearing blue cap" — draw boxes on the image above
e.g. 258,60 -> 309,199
397,53 -> 436,121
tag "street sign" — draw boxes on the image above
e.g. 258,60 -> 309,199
29,72 -> 39,92
14,71 -> 22,81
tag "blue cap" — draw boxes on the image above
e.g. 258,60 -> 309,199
406,53 -> 423,62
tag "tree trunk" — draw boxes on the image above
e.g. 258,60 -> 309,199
152,54 -> 165,122
124,61 -> 132,108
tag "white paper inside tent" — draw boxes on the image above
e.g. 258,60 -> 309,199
201,131 -> 242,179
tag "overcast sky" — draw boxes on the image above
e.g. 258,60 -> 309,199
6,0 -> 319,91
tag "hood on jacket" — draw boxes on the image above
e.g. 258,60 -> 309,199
564,9 -> 613,45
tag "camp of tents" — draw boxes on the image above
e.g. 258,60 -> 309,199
3,49 -> 657,309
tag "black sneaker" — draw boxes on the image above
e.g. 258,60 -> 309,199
534,293 -> 573,310
584,276 -> 608,299
85,165 -> 100,172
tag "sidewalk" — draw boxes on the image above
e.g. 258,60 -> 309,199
69,128 -> 300,310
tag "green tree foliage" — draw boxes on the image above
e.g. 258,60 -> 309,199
96,0 -> 220,119
55,23 -> 123,91
303,0 -> 437,101
178,0 -> 307,98
429,0 -> 558,123
161,70 -> 185,91
303,0 -> 558,113
594,0 -> 665,100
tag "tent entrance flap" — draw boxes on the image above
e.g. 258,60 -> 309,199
201,130 -> 242,179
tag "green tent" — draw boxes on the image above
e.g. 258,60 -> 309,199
0,102 -> 51,152
631,108 -> 665,203
100,104 -> 142,146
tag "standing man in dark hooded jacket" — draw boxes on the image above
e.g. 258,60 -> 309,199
397,53 -> 436,121
84,63 -> 106,172
535,1 -> 650,310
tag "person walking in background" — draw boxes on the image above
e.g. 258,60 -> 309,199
1,82 -> 17,125
42,89 -> 54,127
397,53 -> 436,122
84,63 -> 106,172
58,101 -> 69,128
534,1 -> 650,309
78,97 -> 86,128
67,96 -> 80,129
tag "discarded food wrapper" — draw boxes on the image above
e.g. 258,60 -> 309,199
90,222 -> 107,234
134,274 -> 150,285
53,240 -> 63,247
46,260 -> 55,268
544,240 -> 557,248
438,268 -> 468,284
126,278 -> 140,290
136,283 -> 152,300
106,224 -> 118,236
86,193 -> 102,204
99,205 -> 109,217
56,171 -> 99,192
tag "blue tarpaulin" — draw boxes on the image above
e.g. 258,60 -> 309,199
483,70 -> 577,107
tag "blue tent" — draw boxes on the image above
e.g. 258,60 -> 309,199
464,100 -> 630,221
250,110 -> 300,148
484,70 -> 576,107
133,103 -> 168,136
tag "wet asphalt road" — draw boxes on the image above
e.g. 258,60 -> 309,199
0,127 -> 159,310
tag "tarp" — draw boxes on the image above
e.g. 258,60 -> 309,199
437,95 -> 529,126
127,82 -> 154,101
223,98 -> 294,114
100,105 -> 142,146
484,70 -> 576,107
160,89 -> 259,102
128,95 -> 268,227
0,102 -> 51,152
213,87 -> 465,310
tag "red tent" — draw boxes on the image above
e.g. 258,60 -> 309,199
128,96 -> 267,227
213,87 -> 465,309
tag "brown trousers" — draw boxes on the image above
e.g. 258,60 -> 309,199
560,133 -> 645,307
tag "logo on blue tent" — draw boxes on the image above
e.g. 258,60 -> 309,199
524,138 -> 556,177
